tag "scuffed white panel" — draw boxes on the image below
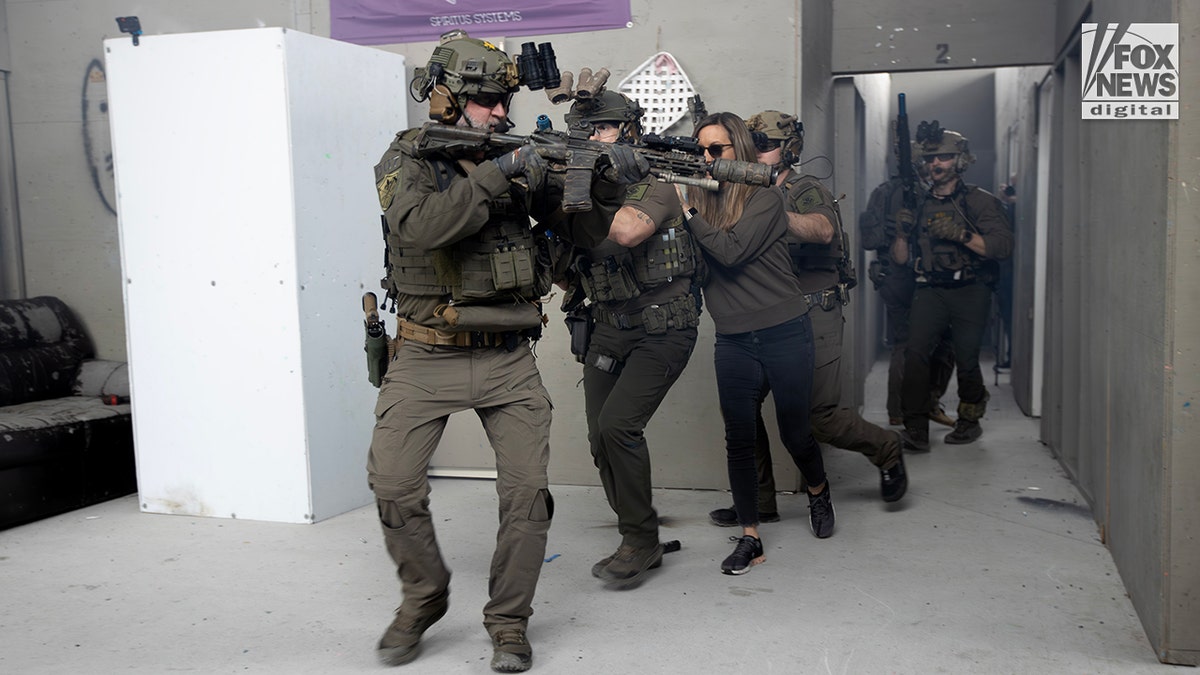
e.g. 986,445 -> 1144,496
106,28 -> 405,523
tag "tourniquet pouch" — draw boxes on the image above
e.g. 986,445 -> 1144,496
435,303 -> 544,332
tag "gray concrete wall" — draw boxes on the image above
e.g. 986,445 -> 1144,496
1034,0 -> 1198,663
1166,4 -> 1199,662
832,0 -> 1055,73
846,73 -> 893,387
993,65 -> 1050,417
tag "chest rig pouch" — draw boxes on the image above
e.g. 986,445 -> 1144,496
379,153 -> 551,304
632,218 -> 696,286
441,195 -> 552,302
577,250 -> 641,303
577,217 -> 697,303
916,196 -> 976,283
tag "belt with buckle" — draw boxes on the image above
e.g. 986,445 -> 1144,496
803,288 -> 839,311
397,320 -> 510,348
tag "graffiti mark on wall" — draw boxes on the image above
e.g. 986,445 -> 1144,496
82,59 -> 117,216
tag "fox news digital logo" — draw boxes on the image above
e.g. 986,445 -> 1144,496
1082,23 -> 1178,120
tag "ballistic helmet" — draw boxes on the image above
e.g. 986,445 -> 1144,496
565,91 -> 644,141
746,110 -> 804,166
914,121 -> 975,173
410,30 -> 521,123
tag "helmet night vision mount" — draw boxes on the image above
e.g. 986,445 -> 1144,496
410,30 -> 561,126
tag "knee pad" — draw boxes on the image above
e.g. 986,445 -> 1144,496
372,484 -> 428,530
376,497 -> 407,529
957,392 -> 990,422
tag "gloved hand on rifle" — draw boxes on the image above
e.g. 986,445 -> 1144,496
895,208 -> 917,238
602,143 -> 651,185
927,212 -> 972,243
493,143 -> 548,191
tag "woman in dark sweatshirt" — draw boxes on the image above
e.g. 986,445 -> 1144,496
677,112 -> 834,575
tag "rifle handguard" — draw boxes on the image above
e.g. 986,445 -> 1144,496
709,159 -> 775,187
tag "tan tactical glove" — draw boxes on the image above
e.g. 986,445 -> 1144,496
927,213 -> 971,243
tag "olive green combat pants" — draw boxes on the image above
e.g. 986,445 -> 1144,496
583,322 -> 697,549
902,282 -> 993,434
877,262 -> 955,419
755,303 -> 900,508
368,340 -> 554,636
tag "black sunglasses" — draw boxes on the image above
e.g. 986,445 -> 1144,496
701,143 -> 732,158
924,153 -> 957,162
470,92 -> 512,109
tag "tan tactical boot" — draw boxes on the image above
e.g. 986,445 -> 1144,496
490,628 -> 533,672
929,405 -> 956,427
598,543 -> 664,590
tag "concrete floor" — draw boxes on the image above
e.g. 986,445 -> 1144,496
0,361 -> 1177,674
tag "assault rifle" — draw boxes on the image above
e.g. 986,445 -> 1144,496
896,93 -> 917,211
412,121 -> 775,212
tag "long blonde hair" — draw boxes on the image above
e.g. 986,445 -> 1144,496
692,112 -> 761,231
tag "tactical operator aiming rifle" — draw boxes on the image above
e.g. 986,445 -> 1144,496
411,122 -> 776,213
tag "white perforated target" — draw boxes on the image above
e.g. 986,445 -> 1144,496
616,52 -> 696,135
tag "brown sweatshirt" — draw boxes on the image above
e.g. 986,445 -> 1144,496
687,187 -> 810,334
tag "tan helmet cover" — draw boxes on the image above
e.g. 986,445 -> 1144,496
746,110 -> 804,163
918,129 -> 975,172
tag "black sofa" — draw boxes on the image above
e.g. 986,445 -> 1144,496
0,296 -> 137,530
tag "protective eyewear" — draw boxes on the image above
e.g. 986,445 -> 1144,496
924,153 -> 957,162
701,143 -> 732,158
470,92 -> 512,110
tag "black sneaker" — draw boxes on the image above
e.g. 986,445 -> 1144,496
808,486 -> 835,538
720,535 -> 765,575
708,506 -> 780,527
490,628 -> 532,672
376,593 -> 449,666
880,455 -> 908,503
900,428 -> 931,453
945,419 -> 982,444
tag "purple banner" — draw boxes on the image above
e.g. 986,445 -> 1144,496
331,0 -> 632,46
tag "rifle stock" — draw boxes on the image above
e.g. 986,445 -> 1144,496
412,122 -> 774,212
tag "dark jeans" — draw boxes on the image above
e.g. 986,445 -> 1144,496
714,314 -> 824,527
